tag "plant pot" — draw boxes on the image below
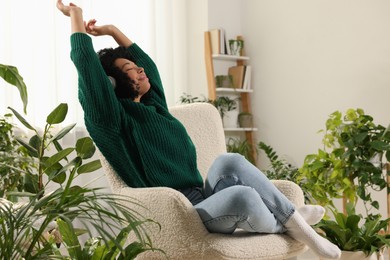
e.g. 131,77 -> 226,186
238,113 -> 253,128
229,39 -> 244,56
325,250 -> 385,260
223,110 -> 239,128
215,75 -> 233,88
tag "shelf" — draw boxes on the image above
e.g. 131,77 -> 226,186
212,54 -> 250,61
205,30 -> 257,165
224,127 -> 258,132
216,88 -> 253,94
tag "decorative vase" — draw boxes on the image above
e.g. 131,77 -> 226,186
228,39 -> 244,56
238,113 -> 253,128
223,110 -> 239,128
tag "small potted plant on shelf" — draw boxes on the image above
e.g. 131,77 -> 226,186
228,39 -> 244,56
179,94 -> 239,128
215,75 -> 233,88
212,96 -> 239,128
238,112 -> 253,128
298,108 -> 390,259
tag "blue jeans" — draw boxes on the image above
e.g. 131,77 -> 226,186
193,153 -> 295,234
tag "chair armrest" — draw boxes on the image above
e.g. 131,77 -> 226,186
117,186 -> 209,236
271,180 -> 305,208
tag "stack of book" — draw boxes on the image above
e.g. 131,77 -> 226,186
208,28 -> 230,55
228,65 -> 251,90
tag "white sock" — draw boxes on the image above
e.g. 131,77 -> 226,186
285,212 -> 341,259
298,205 -> 325,225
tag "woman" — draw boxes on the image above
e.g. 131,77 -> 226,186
57,1 -> 340,259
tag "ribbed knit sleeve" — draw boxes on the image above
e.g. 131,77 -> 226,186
70,33 -> 123,129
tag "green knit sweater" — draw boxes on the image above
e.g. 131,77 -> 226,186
70,33 -> 203,189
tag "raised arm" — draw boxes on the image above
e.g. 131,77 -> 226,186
57,0 -> 125,127
85,19 -> 133,48
56,0 -> 85,34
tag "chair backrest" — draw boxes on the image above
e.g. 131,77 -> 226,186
169,103 -> 227,179
100,102 -> 227,189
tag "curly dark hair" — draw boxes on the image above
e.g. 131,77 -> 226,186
97,46 -> 139,100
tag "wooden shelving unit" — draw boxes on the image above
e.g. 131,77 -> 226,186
204,31 -> 257,164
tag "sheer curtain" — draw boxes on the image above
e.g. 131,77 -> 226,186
0,0 -> 188,189
0,0 -> 188,126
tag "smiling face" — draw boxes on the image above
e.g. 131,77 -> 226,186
114,58 -> 150,102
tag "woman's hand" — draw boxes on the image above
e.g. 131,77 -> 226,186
56,0 -> 85,33
85,20 -> 132,47
85,19 -> 113,37
56,0 -> 81,17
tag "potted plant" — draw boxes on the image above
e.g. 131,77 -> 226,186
315,205 -> 390,260
215,75 -> 233,88
298,108 -> 390,259
179,93 -> 239,128
238,112 -> 253,128
1,66 -> 162,259
212,96 -> 239,128
228,39 -> 244,56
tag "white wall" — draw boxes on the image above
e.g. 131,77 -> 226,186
185,0 -> 209,101
240,0 -> 390,168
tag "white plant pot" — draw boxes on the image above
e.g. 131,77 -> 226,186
223,110 -> 239,128
338,250 -> 384,260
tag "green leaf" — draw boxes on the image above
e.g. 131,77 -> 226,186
55,157 -> 82,176
43,147 -> 74,170
24,173 -> 39,194
16,137 -> 38,157
50,123 -> 77,142
371,141 -> 389,151
51,171 -> 66,184
29,134 -> 41,151
77,160 -> 102,174
52,139 -> 64,153
76,137 -> 96,159
46,103 -> 68,124
0,64 -> 28,114
7,106 -> 35,131
57,218 -> 83,259
119,241 -> 148,259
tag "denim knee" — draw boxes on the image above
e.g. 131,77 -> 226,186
198,185 -> 282,234
214,153 -> 246,168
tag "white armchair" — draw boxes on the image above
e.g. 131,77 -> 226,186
100,102 -> 308,260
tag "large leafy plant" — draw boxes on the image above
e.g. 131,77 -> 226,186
0,103 -> 161,259
299,108 -> 390,210
298,108 -> 390,256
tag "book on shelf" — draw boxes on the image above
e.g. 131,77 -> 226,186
242,65 -> 252,90
208,28 -> 230,55
228,65 -> 246,89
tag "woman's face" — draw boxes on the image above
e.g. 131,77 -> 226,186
114,58 -> 150,102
